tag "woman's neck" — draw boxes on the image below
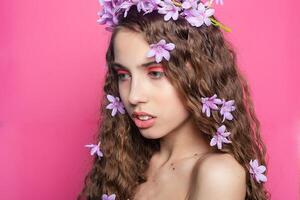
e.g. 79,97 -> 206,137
156,115 -> 213,167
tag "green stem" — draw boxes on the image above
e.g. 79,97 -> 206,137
210,18 -> 232,32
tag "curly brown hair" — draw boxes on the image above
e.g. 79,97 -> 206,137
78,6 -> 270,200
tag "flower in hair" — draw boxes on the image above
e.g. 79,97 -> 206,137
157,0 -> 181,21
97,0 -> 122,30
102,193 -> 116,200
146,39 -> 175,63
201,94 -> 223,117
220,99 -> 236,122
209,125 -> 232,149
136,0 -> 159,14
85,142 -> 103,158
182,0 -> 198,10
119,0 -> 159,17
249,159 -> 267,183
106,94 -> 126,116
182,2 -> 215,27
118,0 -> 135,17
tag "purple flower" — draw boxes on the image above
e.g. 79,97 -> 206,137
182,0 -> 198,10
106,94 -> 126,116
201,94 -> 223,117
97,0 -> 123,29
183,2 -> 215,27
220,99 -> 236,122
118,0 -> 135,17
102,194 -> 116,200
249,159 -> 267,183
146,39 -> 175,63
209,125 -> 232,149
157,0 -> 181,21
136,0 -> 159,14
85,142 -> 103,158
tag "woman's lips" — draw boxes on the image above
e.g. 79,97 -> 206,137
133,117 -> 156,129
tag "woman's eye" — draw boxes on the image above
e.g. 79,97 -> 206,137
149,71 -> 164,79
117,73 -> 130,81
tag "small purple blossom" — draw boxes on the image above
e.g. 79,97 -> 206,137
136,0 -> 160,14
157,0 -> 181,21
106,94 -> 126,116
85,142 -> 103,158
146,39 -> 175,63
102,193 -> 116,200
97,0 -> 123,30
201,94 -> 223,117
183,2 -> 215,27
181,0 -> 198,10
209,125 -> 232,149
118,0 -> 135,17
220,99 -> 236,122
249,159 -> 267,183
118,0 -> 159,17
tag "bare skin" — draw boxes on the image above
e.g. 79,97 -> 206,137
133,152 -> 246,200
133,152 -> 211,200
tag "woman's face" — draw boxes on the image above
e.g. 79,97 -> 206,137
112,28 -> 191,139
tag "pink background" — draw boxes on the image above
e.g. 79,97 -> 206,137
1,0 -> 299,199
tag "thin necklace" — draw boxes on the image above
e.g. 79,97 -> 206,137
168,152 -> 209,170
148,151 -> 211,183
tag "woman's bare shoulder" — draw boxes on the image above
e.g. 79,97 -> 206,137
188,153 -> 246,200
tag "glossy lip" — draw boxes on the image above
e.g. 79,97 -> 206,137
132,111 -> 157,129
132,111 -> 156,118
133,116 -> 156,129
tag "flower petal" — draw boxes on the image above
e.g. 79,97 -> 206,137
164,43 -> 175,50
91,146 -> 98,155
156,53 -> 163,63
257,165 -> 266,173
224,112 -> 233,120
112,108 -> 117,116
217,140 -> 222,149
257,173 -> 267,182
108,194 -> 116,200
210,137 -> 217,146
162,50 -> 170,60
107,94 -> 115,102
205,8 -> 215,17
117,105 -> 126,114
106,103 -> 114,110
217,125 -> 226,133
206,107 -> 211,117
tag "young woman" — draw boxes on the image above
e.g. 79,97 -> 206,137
79,1 -> 270,199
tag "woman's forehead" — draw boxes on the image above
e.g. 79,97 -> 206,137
113,30 -> 153,69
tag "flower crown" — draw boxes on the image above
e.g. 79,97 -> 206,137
97,0 -> 231,32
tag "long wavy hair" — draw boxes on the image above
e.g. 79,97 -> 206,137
78,6 -> 270,200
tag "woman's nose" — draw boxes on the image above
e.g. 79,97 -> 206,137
128,79 -> 148,105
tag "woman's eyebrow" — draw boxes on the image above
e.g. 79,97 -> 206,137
111,61 -> 158,70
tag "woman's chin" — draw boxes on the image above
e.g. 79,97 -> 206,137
139,130 -> 164,140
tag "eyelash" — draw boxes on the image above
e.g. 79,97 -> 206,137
116,71 -> 165,81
